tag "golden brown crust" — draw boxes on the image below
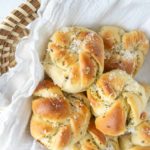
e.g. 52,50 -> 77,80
119,134 -> 132,150
72,134 -> 100,150
33,80 -> 63,98
95,101 -> 126,136
128,146 -> 150,150
54,125 -> 72,149
34,80 -> 54,92
104,55 -> 136,75
72,119 -> 120,150
96,71 -> 126,98
132,121 -> 150,146
88,119 -> 106,145
44,27 -> 104,93
99,26 -> 149,76
142,83 -> 150,101
122,31 -> 149,55
79,52 -> 97,86
84,33 -> 104,66
119,120 -> 150,150
30,115 -> 56,139
87,70 -> 148,136
69,97 -> 90,138
32,97 -> 70,121
100,26 -> 124,50
30,80 -> 91,150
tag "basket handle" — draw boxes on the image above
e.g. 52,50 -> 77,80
0,0 -> 40,74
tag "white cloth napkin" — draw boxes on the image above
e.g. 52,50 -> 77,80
0,0 -> 150,149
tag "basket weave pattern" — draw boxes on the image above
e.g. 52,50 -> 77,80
0,0 -> 40,74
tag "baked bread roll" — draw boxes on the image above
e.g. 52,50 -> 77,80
128,146 -> 150,150
87,70 -> 148,136
142,83 -> 150,101
119,120 -> 150,150
44,26 -> 104,93
72,119 -> 120,150
30,80 -> 91,150
99,26 -> 149,76
132,120 -> 150,146
141,83 -> 150,120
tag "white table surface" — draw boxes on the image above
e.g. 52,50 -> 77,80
0,0 -> 26,22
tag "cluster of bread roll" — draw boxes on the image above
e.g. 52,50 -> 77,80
30,26 -> 150,150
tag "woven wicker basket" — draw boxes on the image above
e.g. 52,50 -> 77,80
0,0 -> 40,75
